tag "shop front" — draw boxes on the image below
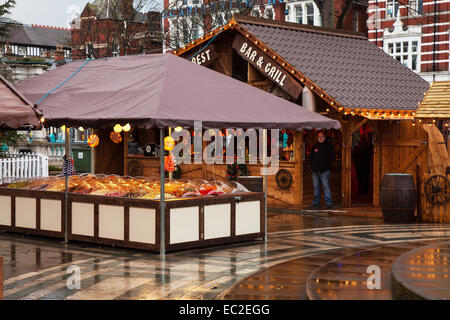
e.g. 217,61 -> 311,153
173,14 -> 436,211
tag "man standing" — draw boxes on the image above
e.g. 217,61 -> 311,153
309,131 -> 335,209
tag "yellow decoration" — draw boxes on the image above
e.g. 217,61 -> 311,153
114,124 -> 123,133
123,123 -> 131,132
164,136 -> 175,151
88,134 -> 100,148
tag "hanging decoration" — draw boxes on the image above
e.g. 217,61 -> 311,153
123,123 -> 131,132
110,131 -> 122,144
164,136 -> 175,151
88,134 -> 100,147
114,124 -> 123,133
164,154 -> 177,172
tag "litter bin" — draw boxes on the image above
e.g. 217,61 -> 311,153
72,148 -> 91,173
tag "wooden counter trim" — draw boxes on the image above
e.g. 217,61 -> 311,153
68,234 -> 159,252
165,233 -> 263,253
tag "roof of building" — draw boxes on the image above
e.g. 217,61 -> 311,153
89,0 -> 148,23
175,14 -> 430,113
0,23 -> 71,48
416,81 -> 450,119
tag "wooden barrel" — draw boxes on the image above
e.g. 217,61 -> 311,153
380,174 -> 417,222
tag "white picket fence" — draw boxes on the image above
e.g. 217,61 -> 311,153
0,153 -> 49,183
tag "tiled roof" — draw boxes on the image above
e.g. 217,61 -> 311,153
235,15 -> 429,111
416,81 -> 450,118
1,23 -> 71,48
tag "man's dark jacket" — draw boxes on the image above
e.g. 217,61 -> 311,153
309,140 -> 335,173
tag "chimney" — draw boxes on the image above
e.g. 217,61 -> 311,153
54,45 -> 66,66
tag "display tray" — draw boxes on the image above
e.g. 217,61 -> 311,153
0,188 -> 265,253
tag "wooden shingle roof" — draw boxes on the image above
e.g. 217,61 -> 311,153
416,81 -> 450,119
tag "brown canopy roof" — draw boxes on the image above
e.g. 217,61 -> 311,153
15,53 -> 340,130
175,15 -> 430,113
0,74 -> 41,129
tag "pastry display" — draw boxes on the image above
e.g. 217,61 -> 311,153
0,174 -> 250,199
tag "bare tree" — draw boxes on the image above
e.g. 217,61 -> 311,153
72,0 -> 162,59
163,0 -> 264,51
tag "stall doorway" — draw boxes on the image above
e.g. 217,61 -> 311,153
351,123 -> 373,205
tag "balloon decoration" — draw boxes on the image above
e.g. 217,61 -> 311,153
164,154 -> 177,172
110,131 -> 122,144
123,123 -> 131,132
88,134 -> 100,147
164,136 -> 175,151
114,124 -> 123,133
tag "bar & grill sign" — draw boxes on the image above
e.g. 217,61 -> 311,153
232,34 -> 302,100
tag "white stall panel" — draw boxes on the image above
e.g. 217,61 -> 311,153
40,199 -> 61,232
72,202 -> 94,236
0,195 -> 11,226
99,205 -> 124,240
204,203 -> 231,240
170,207 -> 199,244
236,201 -> 260,236
129,207 -> 155,244
15,197 -> 36,229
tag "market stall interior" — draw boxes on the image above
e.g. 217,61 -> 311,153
2,53 -> 340,254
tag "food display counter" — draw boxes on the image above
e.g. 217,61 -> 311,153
0,175 -> 264,252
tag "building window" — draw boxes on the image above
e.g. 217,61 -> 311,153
352,10 -> 359,32
192,24 -> 199,40
386,0 -> 399,18
409,0 -> 423,15
295,6 -> 303,24
306,4 -> 314,25
385,39 -> 420,72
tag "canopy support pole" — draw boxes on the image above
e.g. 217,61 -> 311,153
64,127 -> 71,244
263,129 -> 268,242
160,128 -> 166,256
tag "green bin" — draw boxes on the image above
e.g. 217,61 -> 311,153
72,148 -> 91,173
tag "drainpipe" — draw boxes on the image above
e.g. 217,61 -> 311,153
432,0 -> 437,81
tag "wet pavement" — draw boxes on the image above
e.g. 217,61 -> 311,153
391,241 -> 450,300
1,211 -> 450,300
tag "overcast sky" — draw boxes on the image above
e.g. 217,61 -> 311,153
9,0 -> 163,28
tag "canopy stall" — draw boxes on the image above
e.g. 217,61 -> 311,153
9,53 -> 340,254
15,53 -> 340,130
0,74 -> 41,129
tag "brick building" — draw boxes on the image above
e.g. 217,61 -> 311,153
367,0 -> 450,82
163,0 -> 369,50
71,0 -> 162,60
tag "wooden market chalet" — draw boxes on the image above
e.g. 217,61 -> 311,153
162,14 -> 449,213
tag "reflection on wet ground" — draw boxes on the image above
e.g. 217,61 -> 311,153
391,241 -> 450,300
1,211 -> 450,300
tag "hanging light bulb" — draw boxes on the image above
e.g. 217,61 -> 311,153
114,124 -> 123,133
174,126 -> 183,132
40,116 -> 45,123
123,123 -> 131,132
78,126 -> 84,132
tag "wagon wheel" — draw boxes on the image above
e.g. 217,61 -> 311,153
424,175 -> 449,205
276,169 -> 292,189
